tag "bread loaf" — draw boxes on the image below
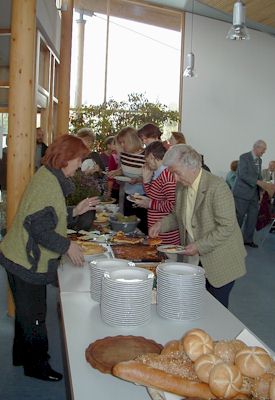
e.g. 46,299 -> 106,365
182,329 -> 214,361
112,360 -> 215,399
135,351 -> 198,381
214,340 -> 247,364
235,346 -> 272,378
209,362 -> 243,399
194,353 -> 223,383
251,373 -> 274,400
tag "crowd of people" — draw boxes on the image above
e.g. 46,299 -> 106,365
0,121 -> 274,384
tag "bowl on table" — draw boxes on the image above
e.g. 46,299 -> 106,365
110,215 -> 140,233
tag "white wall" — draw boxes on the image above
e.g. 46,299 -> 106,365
182,14 -> 275,177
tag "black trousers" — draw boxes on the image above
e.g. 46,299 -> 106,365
6,271 -> 49,368
206,279 -> 235,309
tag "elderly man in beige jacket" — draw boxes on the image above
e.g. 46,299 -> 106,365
149,144 -> 246,308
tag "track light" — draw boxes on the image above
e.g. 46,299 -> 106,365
184,0 -> 196,78
183,52 -> 195,78
227,0 -> 250,40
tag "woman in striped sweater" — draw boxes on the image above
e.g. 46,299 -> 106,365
133,141 -> 180,244
116,127 -> 148,234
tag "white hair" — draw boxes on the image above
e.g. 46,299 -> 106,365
253,140 -> 266,149
162,144 -> 202,170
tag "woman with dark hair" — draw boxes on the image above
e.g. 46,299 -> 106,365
137,123 -> 162,147
0,134 -> 99,382
133,141 -> 180,244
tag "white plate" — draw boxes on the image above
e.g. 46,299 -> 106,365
157,263 -> 205,275
157,245 -> 186,254
114,175 -> 132,182
126,195 -> 137,203
104,267 -> 154,282
81,158 -> 96,172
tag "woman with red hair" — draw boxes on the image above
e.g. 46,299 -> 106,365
0,134 -> 99,382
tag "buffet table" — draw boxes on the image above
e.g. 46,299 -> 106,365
58,257 -> 253,400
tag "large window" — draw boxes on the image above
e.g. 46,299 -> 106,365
71,1 -> 182,110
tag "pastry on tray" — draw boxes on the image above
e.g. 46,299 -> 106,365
85,335 -> 163,374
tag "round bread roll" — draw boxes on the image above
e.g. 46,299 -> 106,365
214,340 -> 247,364
182,329 -> 214,362
251,373 -> 274,400
194,353 -> 223,383
161,340 -> 184,355
209,362 -> 243,399
270,376 -> 275,400
235,346 -> 272,378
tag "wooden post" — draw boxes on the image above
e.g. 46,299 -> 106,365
56,0 -> 74,136
7,0 -> 37,316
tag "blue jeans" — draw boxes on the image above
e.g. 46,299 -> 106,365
206,279 -> 235,308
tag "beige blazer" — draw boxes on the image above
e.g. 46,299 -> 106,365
160,170 -> 247,287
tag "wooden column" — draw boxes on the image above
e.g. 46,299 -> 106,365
74,13 -> 86,108
56,0 -> 74,136
7,0 -> 37,316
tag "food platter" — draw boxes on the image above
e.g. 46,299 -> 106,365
76,240 -> 108,260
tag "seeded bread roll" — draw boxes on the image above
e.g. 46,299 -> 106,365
194,353 -> 223,383
251,373 -> 274,400
182,329 -> 214,362
209,362 -> 243,399
235,346 -> 272,378
269,376 -> 275,400
268,362 -> 275,376
240,375 -> 254,395
214,340 -> 247,364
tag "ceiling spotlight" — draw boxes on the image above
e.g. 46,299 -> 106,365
184,0 -> 196,78
183,52 -> 195,78
227,0 -> 250,40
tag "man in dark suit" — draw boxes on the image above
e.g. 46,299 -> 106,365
232,140 -> 267,248
35,127 -> 48,170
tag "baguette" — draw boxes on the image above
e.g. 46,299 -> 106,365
112,360 -> 216,399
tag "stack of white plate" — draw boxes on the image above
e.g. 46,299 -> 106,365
156,262 -> 206,320
89,259 -> 133,302
101,267 -> 154,326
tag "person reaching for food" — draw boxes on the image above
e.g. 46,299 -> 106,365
133,141 -> 180,245
0,135 -> 99,382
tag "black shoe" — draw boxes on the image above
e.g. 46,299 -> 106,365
24,364 -> 63,382
244,242 -> 258,248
